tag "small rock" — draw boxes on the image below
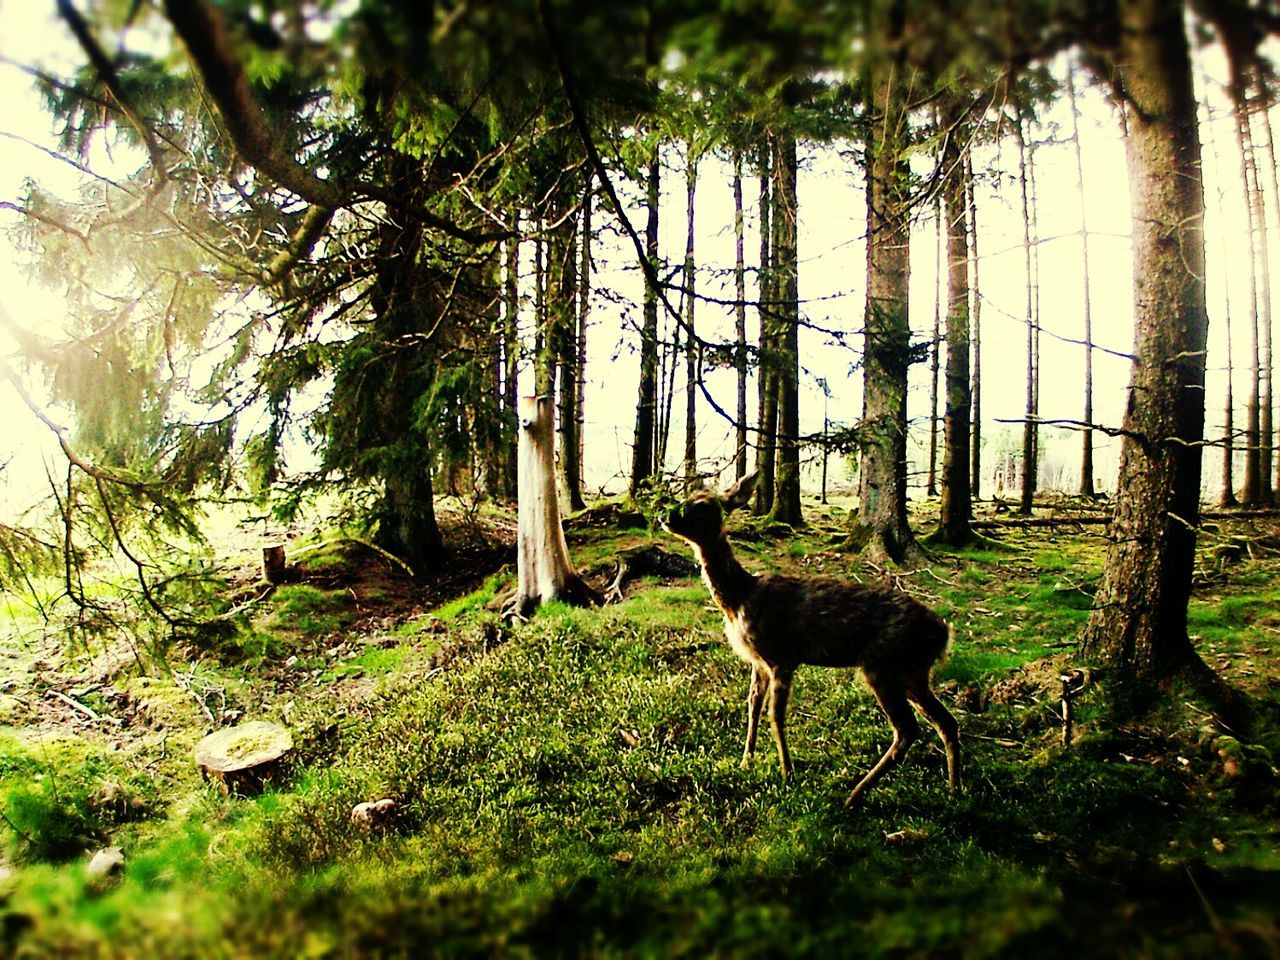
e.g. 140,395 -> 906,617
351,798 -> 397,831
86,846 -> 125,882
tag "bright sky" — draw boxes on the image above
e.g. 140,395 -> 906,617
0,8 -> 1271,525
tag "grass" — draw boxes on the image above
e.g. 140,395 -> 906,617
1,511 -> 1279,956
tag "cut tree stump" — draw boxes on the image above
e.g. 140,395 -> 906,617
503,395 -> 601,620
194,721 -> 293,795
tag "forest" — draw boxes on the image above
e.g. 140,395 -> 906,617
1,0 -> 1280,955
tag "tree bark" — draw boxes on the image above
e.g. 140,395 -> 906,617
509,396 -> 600,618
770,132 -> 802,526
733,147 -> 749,479
852,58 -> 921,563
1066,65 -> 1097,498
630,142 -> 661,497
554,213 -> 585,512
577,177 -> 592,497
927,190 -> 943,499
1080,0 -> 1208,678
935,132 -> 973,545
1016,115 -> 1039,514
1251,73 -> 1275,502
754,140 -> 778,515
502,218 -> 520,499
683,145 -> 699,487
1231,74 -> 1264,505
967,152 -> 983,504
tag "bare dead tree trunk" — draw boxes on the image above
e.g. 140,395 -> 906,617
507,396 -> 600,620
683,144 -> 699,488
733,147 -> 749,479
1232,76 -> 1264,505
967,152 -> 983,504
554,213 -> 585,513
534,227 -> 552,396
630,142 -> 661,497
1257,77 -> 1280,499
1066,65 -> 1097,498
577,176 -> 592,497
502,218 -> 520,500
1251,73 -> 1275,502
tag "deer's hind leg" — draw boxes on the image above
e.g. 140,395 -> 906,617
766,664 -> 795,780
907,674 -> 961,794
742,664 -> 767,767
846,673 -> 919,805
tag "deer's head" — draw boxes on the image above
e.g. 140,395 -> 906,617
662,472 -> 758,549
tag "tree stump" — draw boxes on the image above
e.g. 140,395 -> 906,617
504,396 -> 600,620
194,721 -> 293,795
262,543 -> 288,584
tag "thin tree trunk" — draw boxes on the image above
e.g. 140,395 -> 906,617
1232,76 -> 1264,505
1017,116 -> 1038,514
927,189 -> 943,499
754,139 -> 778,515
1080,0 -> 1208,679
534,228 -> 552,396
502,216 -> 520,499
683,145 -> 699,487
630,142 -> 661,497
1251,73 -> 1275,502
733,147 -> 749,479
577,177 -> 591,498
935,130 -> 973,545
555,213 -> 585,512
1257,80 -> 1280,498
1066,65 -> 1097,498
967,152 -> 983,504
771,132 -> 802,526
1204,93 -> 1239,507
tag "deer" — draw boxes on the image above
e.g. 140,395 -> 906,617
661,471 -> 960,804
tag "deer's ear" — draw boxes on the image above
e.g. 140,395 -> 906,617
721,471 -> 758,513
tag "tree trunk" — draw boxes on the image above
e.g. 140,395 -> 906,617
852,58 -> 921,563
534,229 -> 552,396
577,177 -> 592,498
630,142 -> 661,497
1080,0 -> 1208,679
683,145 -> 699,487
935,132 -> 972,545
754,140 -> 778,515
1232,77 -> 1264,505
927,190 -> 943,499
554,213 -> 585,512
509,396 -> 599,619
771,131 -> 802,526
1066,65 -> 1097,498
502,219 -> 520,499
733,147 -> 749,479
1017,115 -> 1038,514
1204,94 -> 1239,508
967,152 -> 983,504
1250,73 -> 1274,502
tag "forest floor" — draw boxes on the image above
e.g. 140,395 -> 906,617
1,494 -> 1280,957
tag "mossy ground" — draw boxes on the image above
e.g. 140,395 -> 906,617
2,497 -> 1279,957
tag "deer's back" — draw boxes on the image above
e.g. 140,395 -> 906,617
732,574 -> 949,672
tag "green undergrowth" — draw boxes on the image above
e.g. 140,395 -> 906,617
2,512 -> 1279,957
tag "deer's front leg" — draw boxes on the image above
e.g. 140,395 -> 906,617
742,664 -> 767,767
767,665 -> 795,780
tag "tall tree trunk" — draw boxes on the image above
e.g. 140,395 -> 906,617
1204,93 -> 1239,507
967,152 -> 983,503
927,190 -> 943,499
1231,74 -> 1264,505
554,213 -> 585,512
502,217 -> 520,499
1067,65 -> 1097,498
733,147 -> 749,479
1261,84 -> 1280,499
657,307 -> 680,474
935,131 -> 973,545
577,177 -> 592,498
630,142 -> 661,497
534,228 -> 552,396
1251,73 -> 1275,502
754,140 -> 778,515
852,57 -> 921,563
771,132 -> 803,526
683,145 -> 699,487
1080,0 -> 1208,679
1016,115 -> 1038,514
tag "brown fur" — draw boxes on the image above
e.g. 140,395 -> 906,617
663,473 -> 961,803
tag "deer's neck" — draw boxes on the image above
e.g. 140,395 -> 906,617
695,535 -> 757,615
